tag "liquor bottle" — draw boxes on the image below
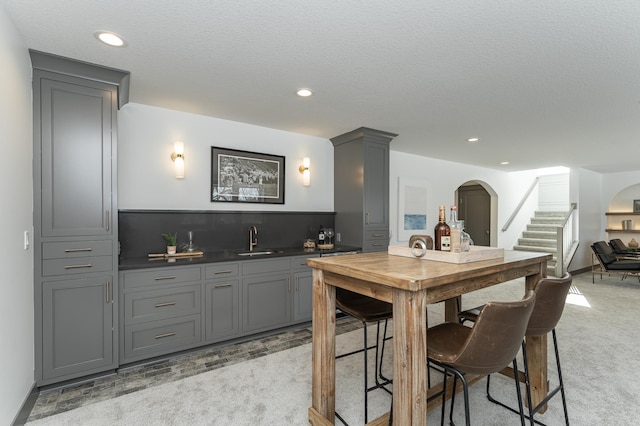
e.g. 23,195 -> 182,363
449,206 -> 462,253
434,205 -> 451,251
318,225 -> 325,245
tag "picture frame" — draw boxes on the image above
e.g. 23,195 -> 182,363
211,147 -> 285,204
397,177 -> 429,241
634,200 -> 640,213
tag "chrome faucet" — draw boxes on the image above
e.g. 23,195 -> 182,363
249,226 -> 258,251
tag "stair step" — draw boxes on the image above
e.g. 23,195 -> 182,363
527,224 -> 561,232
523,230 -> 556,240
534,211 -> 567,218
513,245 -> 557,254
517,238 -> 557,248
531,217 -> 564,225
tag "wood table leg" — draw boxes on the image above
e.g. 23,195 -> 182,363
444,296 -> 462,323
525,334 -> 549,413
309,269 -> 337,425
392,289 -> 428,425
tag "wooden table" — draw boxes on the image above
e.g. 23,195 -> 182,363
307,250 -> 552,426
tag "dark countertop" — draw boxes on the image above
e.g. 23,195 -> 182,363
118,245 -> 361,270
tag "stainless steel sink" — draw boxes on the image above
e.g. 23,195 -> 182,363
235,250 -> 280,256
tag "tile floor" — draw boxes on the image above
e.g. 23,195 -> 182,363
27,316 -> 363,422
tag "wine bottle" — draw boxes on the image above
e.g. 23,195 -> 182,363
434,205 -> 451,251
449,205 -> 462,253
318,225 -> 325,245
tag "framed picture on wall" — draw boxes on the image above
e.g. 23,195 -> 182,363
211,147 -> 285,204
634,200 -> 640,213
397,177 -> 429,241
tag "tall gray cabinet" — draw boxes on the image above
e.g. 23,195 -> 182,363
331,127 -> 397,252
31,51 -> 129,386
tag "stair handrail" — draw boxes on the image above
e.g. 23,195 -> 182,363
555,203 -> 578,277
502,177 -> 540,232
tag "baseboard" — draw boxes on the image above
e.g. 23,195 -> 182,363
11,382 -> 38,426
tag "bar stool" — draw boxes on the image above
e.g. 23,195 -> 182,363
428,291 -> 536,426
458,274 -> 572,425
335,287 -> 393,425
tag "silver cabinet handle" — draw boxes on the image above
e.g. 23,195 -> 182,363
105,210 -> 110,232
372,233 -> 385,237
214,270 -> 233,275
154,302 -> 176,308
214,283 -> 232,288
154,275 -> 177,281
64,264 -> 92,269
155,332 -> 176,339
64,248 -> 93,252
106,280 -> 110,303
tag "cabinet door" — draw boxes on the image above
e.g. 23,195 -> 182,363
39,76 -> 115,237
293,271 -> 313,322
243,273 -> 291,333
363,140 -> 389,229
204,279 -> 240,342
42,277 -> 114,381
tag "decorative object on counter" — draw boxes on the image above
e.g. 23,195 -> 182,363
299,157 -> 310,186
161,232 -> 177,254
171,141 -> 185,179
148,251 -> 204,259
324,227 -> 335,246
211,146 -> 285,204
410,239 -> 427,257
303,239 -> 316,250
409,235 -> 433,250
389,244 -> 504,263
181,230 -> 198,252
634,199 -> 640,213
449,205 -> 462,253
318,225 -> 325,245
629,238 -> 639,248
461,223 -> 473,252
434,205 -> 451,251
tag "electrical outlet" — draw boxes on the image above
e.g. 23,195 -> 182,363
336,232 -> 341,243
24,230 -> 30,250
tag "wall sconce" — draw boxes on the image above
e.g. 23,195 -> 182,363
299,157 -> 310,186
171,141 -> 185,179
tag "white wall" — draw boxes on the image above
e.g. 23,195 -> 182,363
571,168 -> 604,270
0,6 -> 35,424
118,103 -> 334,211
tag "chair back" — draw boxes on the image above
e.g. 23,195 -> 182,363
527,274 -> 572,337
609,238 -> 628,254
591,241 -> 617,267
450,291 -> 536,375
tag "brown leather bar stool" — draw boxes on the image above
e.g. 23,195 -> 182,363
335,287 -> 393,425
458,274 -> 572,425
428,291 -> 536,426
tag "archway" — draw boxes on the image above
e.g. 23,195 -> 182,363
456,181 -> 498,247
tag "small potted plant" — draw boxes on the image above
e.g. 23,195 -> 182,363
162,232 -> 178,254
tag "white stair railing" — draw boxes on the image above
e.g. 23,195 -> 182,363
555,203 -> 578,277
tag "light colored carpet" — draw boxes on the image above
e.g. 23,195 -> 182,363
27,271 -> 640,425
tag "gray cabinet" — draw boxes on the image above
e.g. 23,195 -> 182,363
204,262 -> 241,343
120,266 -> 203,363
41,277 -> 114,381
242,258 -> 292,333
331,127 -> 397,252
291,255 -> 316,322
32,51 -> 129,385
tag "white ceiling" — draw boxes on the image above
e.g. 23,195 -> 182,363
3,0 -> 639,172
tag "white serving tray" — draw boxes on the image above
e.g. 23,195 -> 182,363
388,245 -> 504,264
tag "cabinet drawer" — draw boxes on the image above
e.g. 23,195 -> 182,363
242,258 -> 290,276
365,228 -> 389,240
123,314 -> 201,361
42,256 -> 113,276
363,239 -> 388,252
124,284 -> 200,325
291,255 -> 317,271
205,262 -> 239,279
121,267 -> 202,289
42,240 -> 113,259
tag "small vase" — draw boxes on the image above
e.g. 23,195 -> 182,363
629,239 -> 639,248
167,245 -> 177,254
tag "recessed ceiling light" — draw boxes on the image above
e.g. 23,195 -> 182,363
95,31 -> 126,47
500,161 -> 510,165
296,88 -> 313,97
467,137 -> 479,143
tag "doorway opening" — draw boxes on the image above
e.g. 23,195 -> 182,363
456,181 -> 498,247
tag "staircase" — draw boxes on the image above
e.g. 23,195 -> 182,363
513,211 -> 567,276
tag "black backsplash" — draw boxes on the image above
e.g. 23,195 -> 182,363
118,210 -> 336,258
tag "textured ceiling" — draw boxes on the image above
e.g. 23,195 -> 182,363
3,0 -> 639,172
